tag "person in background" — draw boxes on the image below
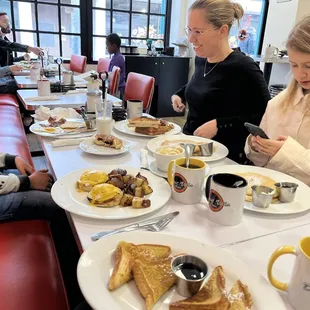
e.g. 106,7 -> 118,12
0,12 -> 43,67
171,0 -> 270,164
238,27 -> 257,55
106,33 -> 126,98
245,16 -> 310,186
0,64 -> 22,94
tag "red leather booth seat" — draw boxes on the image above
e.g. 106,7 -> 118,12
0,95 -> 33,167
0,94 -> 19,108
0,220 -> 69,310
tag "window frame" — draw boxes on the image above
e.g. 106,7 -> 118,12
8,0 -> 172,63
9,0 -> 82,58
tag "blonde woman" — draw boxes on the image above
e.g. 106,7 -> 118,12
245,16 -> 310,186
171,0 -> 270,164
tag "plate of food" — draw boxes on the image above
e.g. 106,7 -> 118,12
51,166 -> 171,219
30,117 -> 95,138
210,165 -> 310,215
114,117 -> 181,137
79,134 -> 132,156
147,135 -> 229,162
77,231 -> 286,310
16,60 -> 33,69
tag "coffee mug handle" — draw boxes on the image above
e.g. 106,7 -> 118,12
167,160 -> 175,186
205,175 -> 213,201
267,246 -> 297,291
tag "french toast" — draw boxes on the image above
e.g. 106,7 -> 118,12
169,266 -> 229,310
128,117 -> 161,128
133,257 -> 176,310
108,241 -> 171,291
236,172 -> 279,203
135,120 -> 174,136
228,280 -> 253,310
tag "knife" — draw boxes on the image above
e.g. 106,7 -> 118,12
91,211 -> 179,241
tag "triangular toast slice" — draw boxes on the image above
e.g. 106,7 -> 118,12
108,241 -> 171,291
169,266 -> 229,310
133,257 -> 176,310
228,280 -> 253,310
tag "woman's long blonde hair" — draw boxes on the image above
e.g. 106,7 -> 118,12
190,0 -> 244,30
283,16 -> 310,111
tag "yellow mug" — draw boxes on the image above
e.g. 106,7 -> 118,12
267,236 -> 310,310
167,157 -> 206,204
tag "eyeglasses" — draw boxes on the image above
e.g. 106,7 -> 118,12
184,27 -> 216,37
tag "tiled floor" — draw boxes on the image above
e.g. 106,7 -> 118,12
27,116 -> 186,171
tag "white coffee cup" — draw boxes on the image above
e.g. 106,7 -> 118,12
37,79 -> 51,97
168,157 -> 206,204
30,67 -> 40,81
265,44 -> 279,59
127,99 -> 143,119
268,236 -> 310,310
154,146 -> 184,172
205,173 -> 247,226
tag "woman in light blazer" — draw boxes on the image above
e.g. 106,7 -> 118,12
245,16 -> 310,186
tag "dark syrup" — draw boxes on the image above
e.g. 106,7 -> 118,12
176,262 -> 205,280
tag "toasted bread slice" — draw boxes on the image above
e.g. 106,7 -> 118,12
108,242 -> 171,291
94,134 -> 123,149
170,266 -> 229,310
128,117 -> 161,128
135,121 -> 174,136
133,257 -> 176,310
228,280 -> 253,310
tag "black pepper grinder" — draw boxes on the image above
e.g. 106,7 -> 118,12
55,57 -> 63,92
99,71 -> 109,100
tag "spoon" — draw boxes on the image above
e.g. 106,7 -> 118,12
180,143 -> 195,168
232,180 -> 244,188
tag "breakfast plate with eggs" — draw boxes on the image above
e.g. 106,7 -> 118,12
51,166 -> 171,220
147,135 -> 229,162
209,165 -> 310,215
30,118 -> 95,138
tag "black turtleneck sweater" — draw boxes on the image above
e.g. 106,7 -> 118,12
175,51 -> 271,164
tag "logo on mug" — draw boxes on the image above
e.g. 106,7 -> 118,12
303,282 -> 310,292
209,190 -> 224,212
174,173 -> 188,193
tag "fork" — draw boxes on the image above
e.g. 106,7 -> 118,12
93,216 -> 173,240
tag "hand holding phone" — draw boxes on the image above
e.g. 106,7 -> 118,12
244,122 -> 269,139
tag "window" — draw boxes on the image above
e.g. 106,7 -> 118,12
6,0 -> 81,58
92,0 -> 170,60
229,0 -> 268,55
4,0 -> 172,62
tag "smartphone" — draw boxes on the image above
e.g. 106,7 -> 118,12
244,122 -> 269,139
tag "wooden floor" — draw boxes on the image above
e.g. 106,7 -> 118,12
27,116 -> 186,171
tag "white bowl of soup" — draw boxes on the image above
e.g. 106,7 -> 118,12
154,146 -> 184,172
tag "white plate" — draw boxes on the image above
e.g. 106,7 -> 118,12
30,119 -> 95,138
149,158 -> 211,179
147,135 -> 229,162
51,166 -> 171,220
114,120 -> 181,137
77,232 -> 286,310
79,137 -> 132,156
210,165 -> 310,215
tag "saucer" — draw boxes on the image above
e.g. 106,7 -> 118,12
149,160 -> 211,179
149,160 -> 167,178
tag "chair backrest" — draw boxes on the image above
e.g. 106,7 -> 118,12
124,72 -> 155,112
109,66 -> 121,96
70,54 -> 87,73
97,58 -> 111,73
